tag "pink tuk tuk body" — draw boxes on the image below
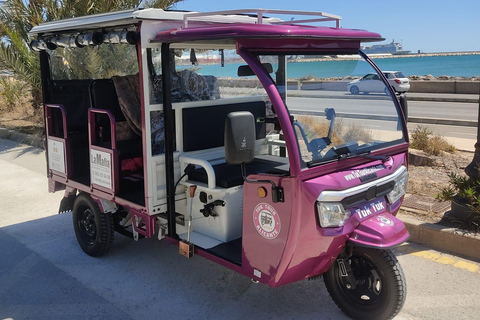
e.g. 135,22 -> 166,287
31,8 -> 409,319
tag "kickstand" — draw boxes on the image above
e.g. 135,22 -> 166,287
179,185 -> 196,258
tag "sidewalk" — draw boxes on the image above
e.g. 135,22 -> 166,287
0,127 -> 44,149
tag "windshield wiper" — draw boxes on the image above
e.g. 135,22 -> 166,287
335,151 -> 391,163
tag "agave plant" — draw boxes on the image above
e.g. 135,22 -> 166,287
0,0 -> 183,109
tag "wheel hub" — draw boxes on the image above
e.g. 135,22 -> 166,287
339,256 -> 383,305
79,209 -> 96,241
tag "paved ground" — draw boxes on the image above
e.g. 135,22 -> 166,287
1,138 -> 480,320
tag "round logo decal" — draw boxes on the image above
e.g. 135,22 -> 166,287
377,215 -> 394,226
253,203 -> 281,240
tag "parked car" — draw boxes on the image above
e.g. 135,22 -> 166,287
347,71 -> 410,95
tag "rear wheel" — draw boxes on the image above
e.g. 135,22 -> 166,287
72,193 -> 114,257
350,86 -> 360,95
324,247 -> 406,320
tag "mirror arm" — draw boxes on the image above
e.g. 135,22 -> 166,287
241,163 -> 284,203
325,108 -> 336,144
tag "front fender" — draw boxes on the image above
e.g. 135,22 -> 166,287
348,213 -> 409,248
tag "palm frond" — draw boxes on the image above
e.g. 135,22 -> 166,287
0,0 -> 184,108
0,42 -> 40,90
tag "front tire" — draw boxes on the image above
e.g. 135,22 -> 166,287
350,86 -> 360,95
324,247 -> 406,320
73,193 -> 114,257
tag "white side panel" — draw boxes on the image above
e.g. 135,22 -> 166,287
151,152 -> 182,208
186,184 -> 244,243
90,149 -> 113,189
47,138 -> 66,174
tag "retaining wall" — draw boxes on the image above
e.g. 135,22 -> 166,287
409,81 -> 480,94
218,79 -> 480,94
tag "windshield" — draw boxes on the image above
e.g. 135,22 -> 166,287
258,52 -> 406,168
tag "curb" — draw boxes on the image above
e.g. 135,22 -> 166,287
288,91 -> 479,104
0,127 -> 44,149
398,212 -> 480,262
407,117 -> 477,127
407,96 -> 479,103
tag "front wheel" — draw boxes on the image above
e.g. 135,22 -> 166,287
350,86 -> 360,95
324,247 -> 406,320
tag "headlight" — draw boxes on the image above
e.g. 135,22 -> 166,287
387,170 -> 409,204
317,202 -> 350,228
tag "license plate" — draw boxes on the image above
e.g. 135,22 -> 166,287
352,199 -> 386,220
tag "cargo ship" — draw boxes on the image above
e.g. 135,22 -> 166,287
362,39 -> 411,55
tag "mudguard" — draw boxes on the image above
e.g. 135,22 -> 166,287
348,213 -> 409,248
58,194 -> 76,214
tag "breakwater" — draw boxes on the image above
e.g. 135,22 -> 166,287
369,51 -> 480,59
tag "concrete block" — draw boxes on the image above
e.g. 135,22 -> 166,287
410,81 -> 480,94
398,213 -> 480,262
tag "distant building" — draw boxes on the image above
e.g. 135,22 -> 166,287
362,39 -> 410,55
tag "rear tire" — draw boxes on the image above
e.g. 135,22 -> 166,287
324,247 -> 406,320
72,193 -> 114,257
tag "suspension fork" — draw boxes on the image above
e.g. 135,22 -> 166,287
336,245 -> 357,290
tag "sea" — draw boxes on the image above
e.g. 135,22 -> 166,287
192,54 -> 480,79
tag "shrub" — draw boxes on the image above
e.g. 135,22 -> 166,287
437,172 -> 480,206
437,172 -> 480,233
426,136 -> 456,156
410,125 -> 455,155
0,77 -> 27,111
296,115 -> 344,145
341,121 -> 373,144
410,126 -> 431,151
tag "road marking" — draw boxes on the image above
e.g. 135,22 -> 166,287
448,132 -> 476,137
453,261 -> 479,273
395,244 -> 480,275
435,256 -> 456,265
411,250 -> 440,260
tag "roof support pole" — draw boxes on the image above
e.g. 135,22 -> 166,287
161,42 -> 178,238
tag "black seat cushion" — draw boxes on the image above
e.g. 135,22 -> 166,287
99,137 -> 142,160
182,101 -> 266,152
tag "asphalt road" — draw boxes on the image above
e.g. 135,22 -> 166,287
1,138 -> 480,320
288,95 -> 479,122
287,95 -> 477,149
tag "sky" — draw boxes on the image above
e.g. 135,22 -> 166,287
172,0 -> 480,53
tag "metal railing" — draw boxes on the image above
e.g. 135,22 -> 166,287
183,9 -> 341,29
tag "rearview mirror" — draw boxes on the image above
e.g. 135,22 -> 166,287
224,112 -> 255,165
398,93 -> 408,120
237,63 -> 273,77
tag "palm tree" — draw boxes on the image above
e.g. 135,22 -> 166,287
0,0 -> 183,109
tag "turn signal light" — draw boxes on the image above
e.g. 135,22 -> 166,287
257,187 -> 267,198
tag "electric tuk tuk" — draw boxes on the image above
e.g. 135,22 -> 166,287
30,8 -> 410,320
